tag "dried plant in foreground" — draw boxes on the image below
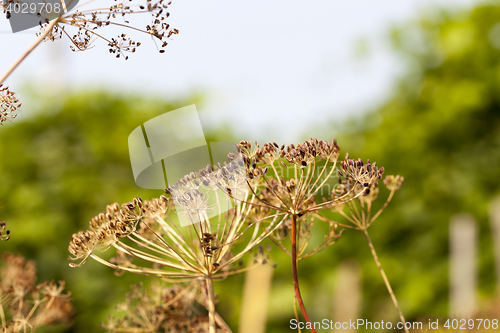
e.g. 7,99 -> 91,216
236,138 -> 387,332
322,168 -> 408,332
0,253 -> 73,332
102,280 -> 231,333
0,85 -> 21,126
69,137 -> 405,333
69,153 -> 282,333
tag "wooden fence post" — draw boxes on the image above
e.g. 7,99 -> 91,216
239,264 -> 274,333
450,213 -> 477,318
332,260 -> 361,332
488,196 -> 500,291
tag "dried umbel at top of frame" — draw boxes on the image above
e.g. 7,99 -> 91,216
1,0 -> 179,59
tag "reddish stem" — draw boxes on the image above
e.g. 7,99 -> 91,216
291,214 -> 317,333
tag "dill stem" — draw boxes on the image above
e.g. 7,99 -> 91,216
0,303 -> 6,329
291,214 -> 317,333
0,19 -> 58,84
205,275 -> 217,333
362,228 -> 409,333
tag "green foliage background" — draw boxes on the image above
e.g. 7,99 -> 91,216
1,2 -> 500,333
313,2 -> 500,327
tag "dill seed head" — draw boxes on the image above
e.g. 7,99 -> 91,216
1,253 -> 37,290
68,151 -> 281,281
68,198 -> 147,267
384,174 -> 405,191
252,245 -> 273,265
331,173 -> 404,230
22,0 -> 179,58
236,137 -> 353,259
0,254 -> 73,331
68,230 -> 97,266
339,157 -> 384,187
103,281 -> 225,332
0,85 -> 21,126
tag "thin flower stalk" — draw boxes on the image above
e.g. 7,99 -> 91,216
330,173 -> 408,332
0,19 -> 58,84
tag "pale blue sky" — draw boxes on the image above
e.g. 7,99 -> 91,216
1,0 -> 480,142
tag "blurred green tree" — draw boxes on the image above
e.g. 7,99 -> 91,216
313,3 -> 500,326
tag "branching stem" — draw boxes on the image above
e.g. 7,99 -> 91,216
205,275 -> 217,333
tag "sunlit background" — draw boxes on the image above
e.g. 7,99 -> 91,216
1,0 -> 500,332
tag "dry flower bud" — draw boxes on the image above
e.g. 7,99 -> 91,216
0,220 -> 10,240
0,84 -> 21,125
383,174 -> 405,191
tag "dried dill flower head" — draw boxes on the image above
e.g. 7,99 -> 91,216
0,221 -> 10,241
68,196 -> 277,282
102,280 -> 228,333
237,138 -> 382,259
331,161 -> 403,230
2,0 -> 178,59
0,253 -> 73,332
237,138 -> 388,332
0,85 -> 21,126
69,150 -> 285,333
68,152 -> 282,281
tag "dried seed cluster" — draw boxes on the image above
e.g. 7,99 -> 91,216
68,153 -> 281,281
102,281 -> 225,333
240,137 -> 340,168
166,154 -> 248,223
0,254 -> 72,332
384,174 -> 405,191
237,138 -> 350,259
330,155 -> 403,230
68,197 -> 162,266
66,138 -> 404,333
339,154 -> 385,191
0,85 -> 21,125
9,0 -> 179,59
